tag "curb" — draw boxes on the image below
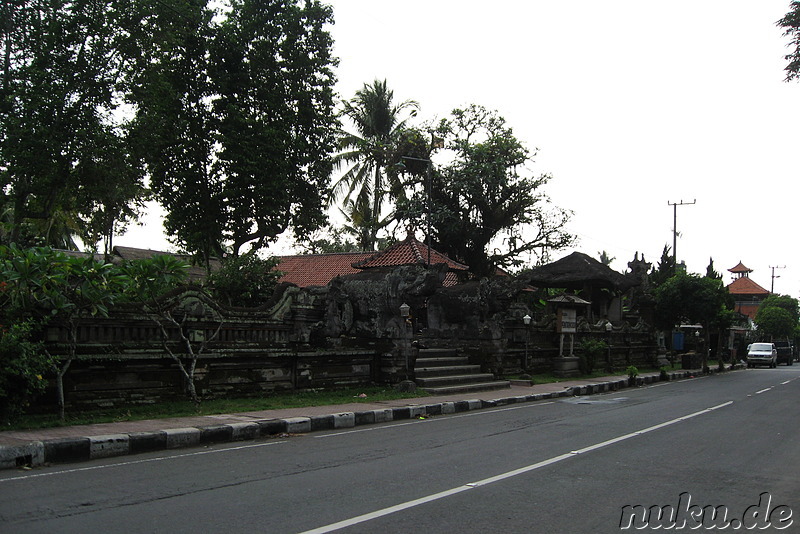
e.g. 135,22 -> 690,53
0,367 -> 740,470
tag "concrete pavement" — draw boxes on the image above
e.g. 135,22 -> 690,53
0,367 -> 724,470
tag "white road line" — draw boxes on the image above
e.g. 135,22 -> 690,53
755,387 -> 772,394
0,440 -> 287,483
298,401 -> 734,534
314,402 -> 556,439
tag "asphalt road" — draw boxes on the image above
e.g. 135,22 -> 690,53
2,368 -> 799,533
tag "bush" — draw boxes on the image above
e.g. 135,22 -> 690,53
207,253 -> 282,307
579,338 -> 608,374
0,322 -> 53,424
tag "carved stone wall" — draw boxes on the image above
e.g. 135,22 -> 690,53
37,265 -> 657,410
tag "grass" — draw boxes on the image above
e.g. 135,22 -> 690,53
511,360 -> 721,385
4,386 -> 429,432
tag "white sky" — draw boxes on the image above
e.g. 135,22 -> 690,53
118,0 -> 800,297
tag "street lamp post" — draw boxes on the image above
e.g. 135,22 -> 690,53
523,314 -> 531,372
399,302 -> 412,382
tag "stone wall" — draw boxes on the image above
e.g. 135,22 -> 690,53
36,265 -> 656,410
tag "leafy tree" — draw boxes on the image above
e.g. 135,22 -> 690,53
400,105 -> 573,277
654,271 -> 734,369
755,294 -> 799,340
705,257 -> 721,280
649,245 -> 676,287
758,293 -> 799,323
0,319 -> 52,424
207,253 -> 283,307
0,245 -> 126,419
0,0 -> 146,249
298,226 -> 362,254
128,0 -> 338,264
755,306 -> 796,340
121,254 -> 220,404
778,1 -> 800,81
333,79 -> 420,251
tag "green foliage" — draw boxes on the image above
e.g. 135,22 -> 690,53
0,321 -> 52,424
579,338 -> 608,374
333,79 -> 420,251
298,227 -> 362,254
755,306 -> 797,340
626,365 -> 639,379
128,0 -> 338,262
207,253 -> 282,307
399,105 -> 574,276
653,271 -> 731,330
119,254 -> 190,304
778,1 -> 800,82
649,245 -> 675,287
758,294 -> 799,323
705,257 -> 721,280
0,0 -> 147,250
753,293 -> 798,341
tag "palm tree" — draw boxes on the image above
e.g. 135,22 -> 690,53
332,79 -> 418,251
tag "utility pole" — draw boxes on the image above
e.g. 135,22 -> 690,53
667,199 -> 696,272
769,265 -> 785,293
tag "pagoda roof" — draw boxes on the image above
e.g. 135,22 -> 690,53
728,261 -> 752,274
726,275 -> 770,296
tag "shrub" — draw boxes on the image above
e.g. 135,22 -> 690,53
579,338 -> 608,374
0,322 -> 53,424
207,253 -> 282,307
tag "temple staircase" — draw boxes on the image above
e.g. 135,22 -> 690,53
413,348 -> 510,395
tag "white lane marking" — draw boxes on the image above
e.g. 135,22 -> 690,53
298,401 -> 734,534
0,440 -> 287,483
314,402 -> 556,439
755,387 -> 772,394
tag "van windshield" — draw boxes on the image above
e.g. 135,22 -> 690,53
751,343 -> 773,350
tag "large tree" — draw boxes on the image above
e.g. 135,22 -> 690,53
778,1 -> 800,81
0,0 -> 146,250
755,294 -> 799,340
654,271 -> 734,369
332,79 -> 419,251
128,0 -> 338,264
400,105 -> 573,277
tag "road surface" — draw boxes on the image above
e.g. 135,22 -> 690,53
1,368 -> 798,533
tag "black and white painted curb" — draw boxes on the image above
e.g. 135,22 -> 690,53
0,368 -> 734,470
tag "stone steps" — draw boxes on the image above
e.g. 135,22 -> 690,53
413,348 -> 510,395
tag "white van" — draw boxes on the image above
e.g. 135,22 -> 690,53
747,343 -> 777,368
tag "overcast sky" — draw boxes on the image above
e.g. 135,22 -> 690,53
119,1 -> 800,297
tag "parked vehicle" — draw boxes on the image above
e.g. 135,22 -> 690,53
747,342 -> 777,368
774,341 -> 794,366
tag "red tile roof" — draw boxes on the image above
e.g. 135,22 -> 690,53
734,303 -> 762,320
353,235 -> 468,271
726,276 -> 770,296
275,253 -> 373,287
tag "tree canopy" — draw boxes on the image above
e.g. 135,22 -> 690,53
0,0 -> 147,251
2,0 -> 338,264
755,293 -> 799,339
397,105 -> 573,277
332,79 -> 420,251
778,1 -> 800,81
